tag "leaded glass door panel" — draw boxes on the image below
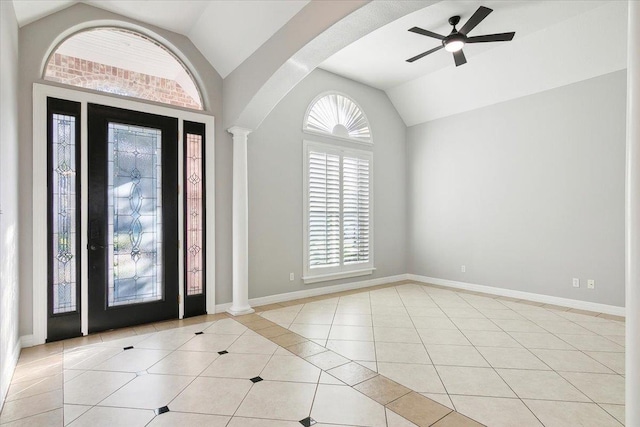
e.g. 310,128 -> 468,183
88,104 -> 178,333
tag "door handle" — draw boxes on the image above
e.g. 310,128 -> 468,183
89,243 -> 105,251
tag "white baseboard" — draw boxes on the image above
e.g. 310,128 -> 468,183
407,274 -> 626,317
0,338 -> 21,411
20,335 -> 35,348
215,274 -> 409,313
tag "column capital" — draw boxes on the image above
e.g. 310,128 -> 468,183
227,126 -> 253,138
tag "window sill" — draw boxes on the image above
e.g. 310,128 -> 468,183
302,268 -> 375,285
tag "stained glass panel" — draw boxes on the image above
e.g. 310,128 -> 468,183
107,123 -> 163,306
52,114 -> 78,314
185,133 -> 204,295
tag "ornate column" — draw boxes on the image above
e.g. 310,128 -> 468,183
627,2 -> 640,426
227,126 -> 255,315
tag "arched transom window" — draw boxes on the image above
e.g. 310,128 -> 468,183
304,93 -> 371,143
44,28 -> 203,110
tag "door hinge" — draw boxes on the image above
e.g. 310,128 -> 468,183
178,294 -> 182,304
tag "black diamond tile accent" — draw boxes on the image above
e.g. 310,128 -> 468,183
218,350 -> 228,355
154,406 -> 170,416
195,331 -> 204,335
250,376 -> 263,383
123,346 -> 134,351
299,417 -> 316,426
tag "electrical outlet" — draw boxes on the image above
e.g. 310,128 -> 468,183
587,279 -> 595,289
572,278 -> 580,288
289,272 -> 294,281
461,265 -> 466,273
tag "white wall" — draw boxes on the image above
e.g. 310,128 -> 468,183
0,0 -> 21,407
248,69 -> 407,298
407,70 -> 627,307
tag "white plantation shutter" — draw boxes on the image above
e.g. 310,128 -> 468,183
308,150 -> 341,268
342,156 -> 370,265
305,142 -> 373,279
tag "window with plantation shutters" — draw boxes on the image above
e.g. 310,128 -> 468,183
303,141 -> 374,284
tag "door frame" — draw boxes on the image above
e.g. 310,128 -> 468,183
32,83 -> 216,344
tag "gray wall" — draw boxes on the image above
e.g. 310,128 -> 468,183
407,70 -> 627,307
0,0 -> 21,405
248,69 -> 407,298
17,3 -> 233,336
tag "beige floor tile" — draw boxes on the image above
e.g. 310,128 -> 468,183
201,353 -> 270,379
604,335 -> 625,346
260,355 -> 321,383
92,349 -> 171,372
599,404 -> 625,425
386,392 -> 452,427
11,357 -> 62,384
372,315 -> 415,328
451,395 -> 543,427
478,309 -> 524,320
377,362 -> 446,393
146,412 -> 229,426
375,342 -> 430,364
319,371 -> 345,385
5,373 -> 62,402
169,377 -> 252,415
555,334 -> 624,352
385,408 -> 419,427
269,332 -> 307,347
490,319 -> 546,333
134,332 -> 195,350
226,335 -> 278,354
426,345 -> 489,367
1,408 -> 63,427
450,318 -> 500,331
431,411 -> 484,426
373,327 -> 421,343
411,316 -> 460,332
147,350 -> 218,376
357,360 -> 378,372
524,400 -> 622,427
578,321 -> 625,336
100,373 -> 193,409
461,330 -> 522,348
304,351 -> 350,370
63,370 -> 84,383
64,404 -> 91,426
585,351 -> 625,374
292,312 -> 335,325
286,340 -> 326,358
535,321 -> 594,335
421,393 -> 454,409
243,318 -> 276,331
288,324 -> 331,340
496,369 -> 589,401
440,308 -> 485,319
0,390 -> 62,424
16,343 -> 63,366
508,332 -> 576,350
371,306 -> 408,316
332,313 -> 372,326
67,406 -> 153,427
203,319 -> 248,335
326,340 -> 376,361
64,371 -> 135,405
63,335 -> 103,351
530,349 -> 613,373
312,384 -> 386,427
63,346 -> 122,370
255,325 -> 289,338
260,311 -> 299,325
417,329 -> 471,345
436,366 -> 515,398
227,417 -> 302,427
476,347 -> 550,370
326,361 -> 377,386
235,380 -> 316,420
353,374 -> 411,404
96,334 -> 153,350
559,372 -> 624,404
328,325 -> 374,341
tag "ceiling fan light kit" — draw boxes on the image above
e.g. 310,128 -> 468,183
406,6 -> 516,66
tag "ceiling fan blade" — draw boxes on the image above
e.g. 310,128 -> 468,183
406,45 -> 444,63
466,32 -> 515,43
459,6 -> 492,35
453,49 -> 467,67
408,26 -> 445,40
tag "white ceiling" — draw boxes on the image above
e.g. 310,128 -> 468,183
12,0 -> 310,78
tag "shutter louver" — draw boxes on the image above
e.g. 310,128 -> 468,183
308,150 -> 341,268
342,156 -> 370,265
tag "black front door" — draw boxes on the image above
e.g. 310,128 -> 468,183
87,104 -> 178,333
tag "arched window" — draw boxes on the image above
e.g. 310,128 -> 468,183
44,28 -> 203,110
304,93 -> 371,143
302,92 -> 374,284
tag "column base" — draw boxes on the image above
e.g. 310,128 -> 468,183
226,305 -> 255,316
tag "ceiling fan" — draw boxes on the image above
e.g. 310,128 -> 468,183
406,6 -> 515,67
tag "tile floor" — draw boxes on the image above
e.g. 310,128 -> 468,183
0,282 -> 626,426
